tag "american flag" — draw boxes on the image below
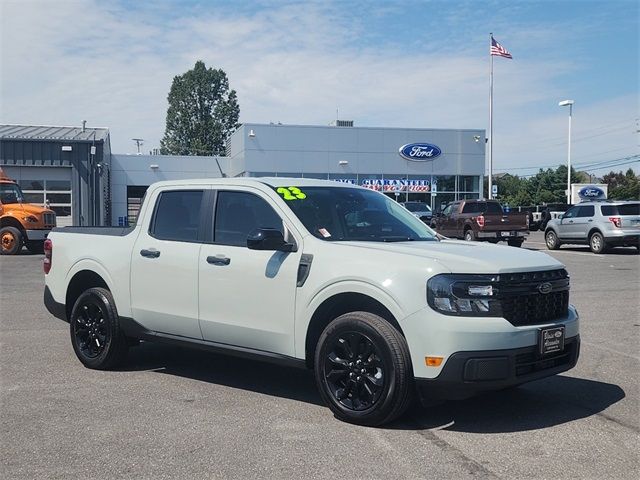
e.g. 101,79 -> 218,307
490,36 -> 512,59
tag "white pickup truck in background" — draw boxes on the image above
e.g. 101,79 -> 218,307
44,178 -> 580,426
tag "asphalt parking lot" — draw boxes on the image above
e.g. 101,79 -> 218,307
1,231 -> 638,479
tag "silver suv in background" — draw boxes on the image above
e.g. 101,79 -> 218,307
545,201 -> 640,253
401,201 -> 432,224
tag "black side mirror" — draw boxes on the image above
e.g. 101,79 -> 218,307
247,228 -> 296,252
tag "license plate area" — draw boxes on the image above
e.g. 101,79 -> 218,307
539,326 -> 565,355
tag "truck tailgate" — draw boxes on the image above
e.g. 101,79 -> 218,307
481,213 -> 528,232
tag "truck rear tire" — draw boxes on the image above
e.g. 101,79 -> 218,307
464,229 -> 475,242
69,287 -> 129,370
0,226 -> 23,255
314,311 -> 413,426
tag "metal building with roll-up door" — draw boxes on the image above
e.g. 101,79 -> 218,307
0,124 -> 111,226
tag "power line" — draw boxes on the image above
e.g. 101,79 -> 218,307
491,154 -> 640,176
510,117 -> 637,149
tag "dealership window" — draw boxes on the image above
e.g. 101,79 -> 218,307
460,193 -> 480,200
458,176 -> 480,192
432,175 -> 455,192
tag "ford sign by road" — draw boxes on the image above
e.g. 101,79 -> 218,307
578,185 -> 606,200
399,143 -> 442,161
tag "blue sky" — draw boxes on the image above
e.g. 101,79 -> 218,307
1,0 -> 638,176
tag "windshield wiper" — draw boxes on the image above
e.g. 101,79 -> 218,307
381,236 -> 417,242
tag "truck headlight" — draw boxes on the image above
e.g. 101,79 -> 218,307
427,274 -> 503,317
23,215 -> 39,223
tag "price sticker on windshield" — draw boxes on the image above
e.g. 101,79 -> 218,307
277,186 -> 307,200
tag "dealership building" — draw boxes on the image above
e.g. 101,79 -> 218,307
1,122 -> 485,226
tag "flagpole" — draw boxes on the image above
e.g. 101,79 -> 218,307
488,33 -> 494,200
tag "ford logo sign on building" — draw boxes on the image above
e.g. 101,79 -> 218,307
399,143 -> 442,161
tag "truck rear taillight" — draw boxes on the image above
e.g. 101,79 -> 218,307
44,239 -> 52,274
476,215 -> 485,228
608,217 -> 622,228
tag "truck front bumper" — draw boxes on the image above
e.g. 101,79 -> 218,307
25,229 -> 51,241
415,335 -> 580,403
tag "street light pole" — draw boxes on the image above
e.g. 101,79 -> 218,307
559,100 -> 574,205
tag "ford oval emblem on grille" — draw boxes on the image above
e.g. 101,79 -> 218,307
538,282 -> 552,294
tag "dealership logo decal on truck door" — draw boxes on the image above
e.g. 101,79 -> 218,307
399,143 -> 442,161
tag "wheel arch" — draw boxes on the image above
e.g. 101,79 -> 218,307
304,291 -> 404,369
0,216 -> 25,232
65,267 -> 113,320
587,227 -> 603,239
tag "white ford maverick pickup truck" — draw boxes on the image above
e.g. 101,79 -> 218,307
44,178 -> 580,426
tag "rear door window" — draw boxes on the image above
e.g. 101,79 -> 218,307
150,190 -> 204,242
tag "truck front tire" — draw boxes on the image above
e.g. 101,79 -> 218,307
0,226 -> 23,255
69,287 -> 129,370
314,312 -> 413,426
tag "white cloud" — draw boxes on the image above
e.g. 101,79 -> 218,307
1,0 -> 637,175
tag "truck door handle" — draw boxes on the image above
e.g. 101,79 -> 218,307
588,219 -> 593,222
207,255 -> 231,266
568,220 -> 574,224
140,249 -> 160,258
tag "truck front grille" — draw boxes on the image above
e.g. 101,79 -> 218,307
497,269 -> 570,326
43,213 -> 56,227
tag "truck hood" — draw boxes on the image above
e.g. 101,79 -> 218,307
17,203 -> 52,215
334,239 -> 563,274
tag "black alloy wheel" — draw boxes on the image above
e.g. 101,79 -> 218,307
322,331 -> 385,411
314,312 -> 413,426
73,301 -> 109,359
70,287 -> 129,369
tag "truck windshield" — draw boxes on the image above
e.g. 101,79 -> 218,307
274,186 -> 437,242
0,184 -> 24,204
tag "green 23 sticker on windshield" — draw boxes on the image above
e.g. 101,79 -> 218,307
277,186 -> 307,200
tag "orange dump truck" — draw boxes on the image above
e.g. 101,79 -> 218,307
0,167 -> 56,254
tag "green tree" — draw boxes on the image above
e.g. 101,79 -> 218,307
160,61 -> 240,156
604,168 -> 640,200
